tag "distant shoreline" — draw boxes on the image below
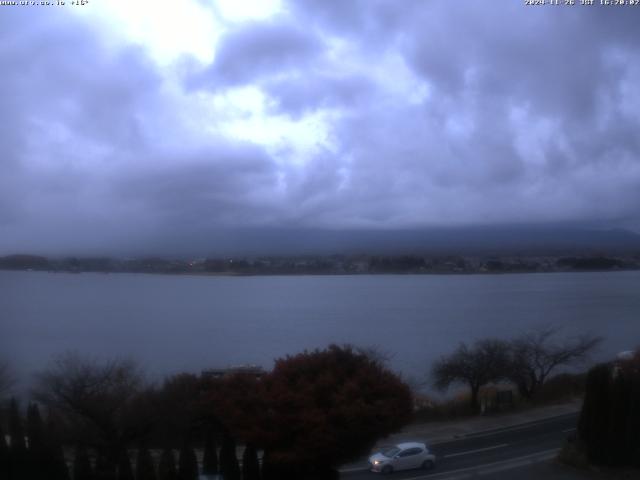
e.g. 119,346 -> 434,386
2,252 -> 639,277
2,266 -> 639,278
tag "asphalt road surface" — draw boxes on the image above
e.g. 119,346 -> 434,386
340,412 -> 579,479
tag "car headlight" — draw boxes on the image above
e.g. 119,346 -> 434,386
373,460 -> 383,465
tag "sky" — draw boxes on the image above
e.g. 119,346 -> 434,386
1,0 -> 640,256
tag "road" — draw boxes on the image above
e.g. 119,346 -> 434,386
340,412 -> 579,479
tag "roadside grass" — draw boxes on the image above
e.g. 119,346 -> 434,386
530,373 -> 586,406
412,372 -> 586,424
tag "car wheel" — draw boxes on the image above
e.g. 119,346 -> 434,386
381,465 -> 393,474
422,459 -> 435,470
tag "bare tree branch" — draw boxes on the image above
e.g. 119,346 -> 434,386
355,344 -> 396,367
508,326 -> 602,399
32,352 -> 146,460
0,360 -> 14,398
431,339 -> 511,412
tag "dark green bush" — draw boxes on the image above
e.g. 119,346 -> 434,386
578,359 -> 640,467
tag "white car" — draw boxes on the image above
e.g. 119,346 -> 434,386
368,442 -> 436,474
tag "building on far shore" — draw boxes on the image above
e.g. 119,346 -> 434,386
202,364 -> 267,380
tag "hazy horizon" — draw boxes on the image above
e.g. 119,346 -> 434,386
1,223 -> 639,259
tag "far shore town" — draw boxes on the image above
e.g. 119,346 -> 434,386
1,252 -> 639,276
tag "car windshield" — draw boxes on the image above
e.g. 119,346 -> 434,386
381,447 -> 401,457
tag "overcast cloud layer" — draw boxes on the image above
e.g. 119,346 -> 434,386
1,1 -> 640,255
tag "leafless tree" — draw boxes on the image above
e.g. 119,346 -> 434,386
355,344 -> 396,367
507,326 -> 602,399
431,339 -> 511,412
32,352 -> 147,463
0,360 -> 14,398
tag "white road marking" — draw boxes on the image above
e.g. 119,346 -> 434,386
443,443 -> 509,458
562,428 -> 576,433
452,413 -> 578,440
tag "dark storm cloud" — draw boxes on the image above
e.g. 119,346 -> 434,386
258,1 -> 640,228
113,144 -> 281,227
190,19 -> 323,88
0,8 -> 158,244
0,7 -> 282,254
1,1 -> 640,255
0,11 -> 157,151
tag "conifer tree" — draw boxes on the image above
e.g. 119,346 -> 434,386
177,442 -> 198,480
260,451 -> 290,480
219,431 -> 240,480
9,398 -> 27,480
578,363 -> 612,464
73,445 -> 94,480
242,444 -> 261,480
260,450 -> 273,480
578,358 -> 640,466
136,446 -> 157,480
94,451 -> 117,480
0,424 -> 10,480
608,372 -> 630,465
117,451 -> 134,480
201,430 -> 218,475
157,448 -> 178,480
50,439 -> 70,480
27,403 -> 47,478
44,416 -> 70,480
628,369 -> 640,467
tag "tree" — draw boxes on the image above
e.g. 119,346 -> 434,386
0,424 -> 10,480
508,327 -> 602,399
9,398 -> 27,480
578,351 -> 640,466
157,448 -> 178,480
432,339 -> 511,412
9,398 -> 26,452
117,451 -> 134,480
0,361 -> 14,399
242,444 -> 261,480
210,344 -> 413,478
152,373 -> 209,448
44,416 -> 70,480
204,373 -> 265,447
355,345 -> 395,367
73,445 -> 94,480
33,353 -> 144,467
94,450 -> 116,480
136,446 -> 157,480
578,362 -> 611,463
219,431 -> 240,480
26,403 -> 47,478
177,442 -> 198,480
201,430 -> 218,475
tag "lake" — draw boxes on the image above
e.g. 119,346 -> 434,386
1,270 -> 639,390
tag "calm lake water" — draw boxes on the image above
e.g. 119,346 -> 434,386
1,270 -> 639,389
